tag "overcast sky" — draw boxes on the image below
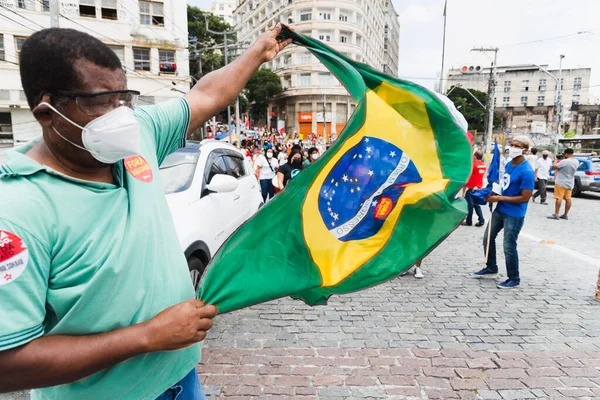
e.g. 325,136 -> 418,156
188,0 -> 600,102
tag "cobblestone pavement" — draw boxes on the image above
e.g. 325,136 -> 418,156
198,193 -> 600,399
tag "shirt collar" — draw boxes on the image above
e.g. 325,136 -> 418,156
1,138 -> 123,189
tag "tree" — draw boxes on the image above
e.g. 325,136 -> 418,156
187,6 -> 236,79
446,86 -> 501,134
245,70 -> 282,123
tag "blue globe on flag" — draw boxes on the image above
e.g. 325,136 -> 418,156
318,136 -> 422,242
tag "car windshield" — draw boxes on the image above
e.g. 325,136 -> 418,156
159,149 -> 200,194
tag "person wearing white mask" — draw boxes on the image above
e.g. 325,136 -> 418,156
474,136 -> 535,289
255,148 -> 279,201
304,147 -> 320,168
0,26 -> 291,399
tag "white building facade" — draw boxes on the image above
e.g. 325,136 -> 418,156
446,64 -> 592,109
0,0 -> 190,150
211,0 -> 236,25
233,0 -> 400,139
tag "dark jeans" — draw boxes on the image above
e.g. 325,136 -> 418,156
483,209 -> 525,282
533,179 -> 547,202
156,368 -> 205,400
260,178 -> 274,201
465,189 -> 484,225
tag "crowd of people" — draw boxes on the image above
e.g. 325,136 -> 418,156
235,136 -> 327,201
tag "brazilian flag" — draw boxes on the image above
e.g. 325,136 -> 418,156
198,26 -> 472,313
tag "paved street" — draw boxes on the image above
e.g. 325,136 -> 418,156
197,192 -> 600,399
2,193 -> 599,400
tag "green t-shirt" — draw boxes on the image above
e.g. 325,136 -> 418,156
0,98 -> 200,399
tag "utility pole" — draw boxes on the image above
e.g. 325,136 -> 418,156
323,94 -> 327,142
555,54 -> 565,154
472,47 -> 499,154
205,17 -> 240,143
50,0 -> 59,27
439,0 -> 448,93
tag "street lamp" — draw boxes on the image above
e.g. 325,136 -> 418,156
533,57 -> 564,154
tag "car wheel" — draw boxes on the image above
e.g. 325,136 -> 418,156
187,255 -> 206,291
573,180 -> 582,197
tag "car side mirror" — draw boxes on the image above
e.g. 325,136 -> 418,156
206,174 -> 239,193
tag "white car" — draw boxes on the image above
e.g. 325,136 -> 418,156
159,140 -> 263,289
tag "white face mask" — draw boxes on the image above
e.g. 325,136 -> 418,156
311,153 -> 319,160
266,152 -> 273,159
40,102 -> 141,164
508,147 -> 524,160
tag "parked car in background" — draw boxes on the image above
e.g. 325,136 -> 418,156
548,156 -> 600,197
159,140 -> 263,290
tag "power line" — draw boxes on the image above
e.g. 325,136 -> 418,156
502,30 -> 596,48
0,11 -> 38,32
0,3 -> 45,29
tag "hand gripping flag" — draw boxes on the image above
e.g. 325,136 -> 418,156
198,26 -> 472,313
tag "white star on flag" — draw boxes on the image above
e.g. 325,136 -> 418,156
368,170 -> 374,177
356,187 -> 361,191
365,138 -> 369,142
342,175 -> 349,182
350,188 -> 354,193
371,200 -> 378,207
358,154 -> 363,159
366,147 -> 372,153
335,182 -> 339,187
332,213 -> 339,221
331,221 -> 335,227
390,151 -> 396,158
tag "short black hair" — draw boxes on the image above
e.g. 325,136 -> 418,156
531,148 -> 538,155
20,28 -> 122,110
308,147 -> 319,155
474,151 -> 483,160
564,148 -> 574,155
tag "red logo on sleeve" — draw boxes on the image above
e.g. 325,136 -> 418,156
0,230 -> 29,286
124,155 -> 154,183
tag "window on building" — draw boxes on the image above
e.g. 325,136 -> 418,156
17,0 -> 33,9
133,47 -> 151,71
521,79 -> 529,92
520,96 -> 528,106
537,95 -> 545,106
15,37 -> 26,64
140,1 -> 164,26
79,0 -> 96,17
318,10 -> 332,20
0,90 -> 9,101
502,96 -> 510,107
539,78 -> 546,92
574,77 -> 582,90
107,45 -> 124,65
318,32 -> 332,42
159,49 -> 176,72
299,73 -> 311,87
219,4 -> 224,11
339,11 -> 348,22
318,73 -> 332,87
299,10 -> 311,21
159,50 -> 175,63
42,0 -> 49,11
557,78 -> 564,90
282,74 -> 291,89
298,52 -> 311,65
283,54 -> 291,65
503,81 -> 511,93
573,94 -> 580,105
0,35 -> 4,62
340,33 -> 348,43
101,0 -> 118,19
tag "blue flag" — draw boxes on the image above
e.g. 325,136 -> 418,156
487,140 -> 500,185
471,140 -> 501,206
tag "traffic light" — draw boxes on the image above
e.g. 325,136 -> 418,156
460,65 -> 482,74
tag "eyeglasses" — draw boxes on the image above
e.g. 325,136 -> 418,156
53,90 -> 141,117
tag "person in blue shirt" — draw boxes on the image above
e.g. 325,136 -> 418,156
474,136 -> 535,289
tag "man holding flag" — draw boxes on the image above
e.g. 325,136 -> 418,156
474,137 -> 534,289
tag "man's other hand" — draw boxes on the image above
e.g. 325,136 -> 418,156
142,299 -> 218,352
254,23 -> 293,63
